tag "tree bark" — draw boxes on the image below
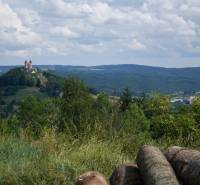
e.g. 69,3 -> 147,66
110,164 -> 144,185
165,146 -> 200,185
136,145 -> 180,185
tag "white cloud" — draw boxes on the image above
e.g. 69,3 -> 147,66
50,26 -> 80,38
0,2 -> 22,30
17,9 -> 41,27
128,39 -> 146,50
38,0 -> 92,17
0,1 -> 42,56
0,0 -> 200,66
79,43 -> 104,53
3,48 -> 42,57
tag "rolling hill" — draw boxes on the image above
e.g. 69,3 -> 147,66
1,64 -> 200,95
0,67 -> 64,117
44,65 -> 200,95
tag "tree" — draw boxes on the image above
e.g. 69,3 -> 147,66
142,93 -> 171,118
191,96 -> 200,127
122,104 -> 150,134
150,113 -> 198,145
61,77 -> 94,131
95,92 -> 111,114
120,88 -> 132,112
16,96 -> 60,136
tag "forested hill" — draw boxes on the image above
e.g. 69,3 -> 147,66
0,66 -> 65,100
1,64 -> 200,94
0,67 -> 65,117
0,67 -> 64,94
43,64 -> 200,95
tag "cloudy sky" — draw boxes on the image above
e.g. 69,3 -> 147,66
0,0 -> 200,67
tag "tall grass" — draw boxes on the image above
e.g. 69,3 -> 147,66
0,126 -> 159,185
0,124 -> 198,185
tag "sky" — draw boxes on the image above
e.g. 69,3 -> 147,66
0,0 -> 200,67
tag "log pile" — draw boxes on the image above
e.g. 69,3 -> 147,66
74,145 -> 200,185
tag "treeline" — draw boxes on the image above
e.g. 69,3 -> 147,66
0,77 -> 200,147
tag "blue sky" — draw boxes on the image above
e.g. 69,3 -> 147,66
0,0 -> 200,67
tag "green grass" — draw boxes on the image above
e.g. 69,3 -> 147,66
0,129 -> 159,185
0,128 -> 199,185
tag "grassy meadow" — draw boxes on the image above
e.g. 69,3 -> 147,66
1,126 -> 199,185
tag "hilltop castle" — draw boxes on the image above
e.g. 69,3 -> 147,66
24,60 -> 37,73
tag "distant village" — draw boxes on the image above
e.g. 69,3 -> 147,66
171,96 -> 195,105
170,92 -> 200,105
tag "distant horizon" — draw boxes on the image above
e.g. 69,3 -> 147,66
1,62 -> 200,69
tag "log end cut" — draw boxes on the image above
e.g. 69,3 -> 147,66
75,171 -> 108,185
165,146 -> 200,185
110,164 -> 144,185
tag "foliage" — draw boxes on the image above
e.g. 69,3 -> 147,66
0,67 -> 64,97
48,64 -> 200,95
120,88 -> 132,112
0,77 -> 200,185
0,68 -> 65,119
142,93 -> 171,118
61,77 -> 94,133
122,104 -> 150,134
95,92 -> 111,114
41,71 -> 64,97
0,68 -> 38,87
191,97 -> 200,127
15,96 -> 61,136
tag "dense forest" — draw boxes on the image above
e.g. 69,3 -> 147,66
0,71 -> 200,184
48,65 -> 200,95
2,64 -> 200,95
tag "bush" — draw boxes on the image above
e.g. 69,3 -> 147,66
150,113 -> 199,146
61,77 -> 94,133
16,96 -> 61,136
122,104 -> 150,134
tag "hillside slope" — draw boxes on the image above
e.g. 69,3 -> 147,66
1,64 -> 200,94
0,67 -> 64,95
47,65 -> 200,95
0,67 -> 64,117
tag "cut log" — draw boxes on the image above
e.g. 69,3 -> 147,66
110,164 -> 144,185
74,171 -> 108,185
136,145 -> 180,185
165,146 -> 200,185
